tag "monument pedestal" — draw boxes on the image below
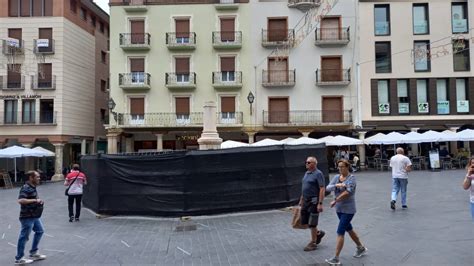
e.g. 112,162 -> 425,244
198,101 -> 222,150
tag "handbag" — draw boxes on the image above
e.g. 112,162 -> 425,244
291,206 -> 308,229
65,173 -> 80,196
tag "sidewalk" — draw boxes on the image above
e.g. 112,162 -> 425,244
0,170 -> 472,265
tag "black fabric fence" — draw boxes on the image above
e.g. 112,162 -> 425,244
82,144 -> 328,217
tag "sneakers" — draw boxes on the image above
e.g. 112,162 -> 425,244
14,258 -> 34,265
390,200 -> 396,210
75,217 -> 80,222
303,241 -> 317,252
325,256 -> 341,265
402,205 -> 408,209
353,246 -> 368,258
69,216 -> 74,222
316,230 -> 325,245
29,252 -> 47,261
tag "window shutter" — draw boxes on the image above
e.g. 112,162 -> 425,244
44,0 -> 53,16
130,58 -> 145,72
38,63 -> 52,81
268,19 -> 287,41
220,57 -> 235,72
8,28 -> 22,40
8,64 -> 21,83
33,0 -> 42,16
175,19 -> 190,38
221,97 -> 235,113
130,20 -> 144,34
175,58 -> 190,74
175,97 -> 190,115
20,0 -> 30,16
220,18 -> 235,41
39,28 -> 53,39
9,0 -> 19,16
130,98 -> 144,115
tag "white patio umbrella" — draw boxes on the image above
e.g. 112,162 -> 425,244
0,146 -> 46,182
456,129 -> 474,141
439,130 -> 459,142
220,140 -> 249,149
364,133 -> 386,145
286,137 -> 324,145
420,130 -> 444,143
250,138 -> 282,147
325,135 -> 363,146
403,131 -> 424,144
279,137 -> 296,144
377,132 -> 405,145
32,146 -> 55,156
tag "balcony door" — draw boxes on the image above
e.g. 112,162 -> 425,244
38,63 -> 52,88
130,58 -> 145,84
220,18 -> 235,42
7,64 -> 21,88
322,96 -> 343,123
175,57 -> 190,83
130,20 -> 145,44
220,57 -> 235,82
38,28 -> 53,52
130,97 -> 144,124
268,18 -> 287,42
8,28 -> 22,45
175,19 -> 190,43
321,56 -> 342,82
39,99 -> 54,124
321,17 -> 340,40
269,98 -> 289,123
175,97 -> 190,124
221,96 -> 236,123
268,57 -> 288,83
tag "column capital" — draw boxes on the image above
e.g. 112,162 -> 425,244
357,131 -> 368,139
53,143 -> 65,148
299,131 -> 312,137
410,128 -> 420,132
449,127 -> 460,132
107,128 -> 123,137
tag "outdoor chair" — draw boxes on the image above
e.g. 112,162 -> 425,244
379,159 -> 390,171
411,157 -> 422,170
441,157 -> 453,170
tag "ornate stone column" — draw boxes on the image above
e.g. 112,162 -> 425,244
449,127 -> 459,155
246,131 -> 256,144
106,128 -> 122,154
300,131 -> 311,137
52,143 -> 65,181
198,101 -> 222,150
156,134 -> 164,151
410,128 -> 420,156
357,132 -> 367,168
125,137 -> 133,153
81,139 -> 87,155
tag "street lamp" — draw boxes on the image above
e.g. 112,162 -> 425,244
247,92 -> 255,115
107,98 -> 118,123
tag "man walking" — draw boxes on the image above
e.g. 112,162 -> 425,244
299,156 -> 326,251
389,147 -> 412,210
15,171 -> 47,265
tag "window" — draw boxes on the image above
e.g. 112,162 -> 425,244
413,4 -> 429,34
101,51 -> 106,64
375,42 -> 391,73
456,79 -> 469,113
100,108 -> 106,123
175,58 -> 190,82
378,80 -> 389,114
414,41 -> 430,72
453,39 -> 470,71
452,3 -> 468,33
130,98 -> 144,123
220,18 -> 235,42
267,18 -> 288,42
374,5 -> 390,36
417,79 -> 429,113
80,7 -> 87,20
397,80 -> 409,114
38,28 -> 53,53
220,57 -> 235,82
220,96 -> 236,123
22,100 -> 35,123
175,19 -> 190,43
91,16 -> 96,27
40,99 -> 54,123
436,79 -> 449,114
70,0 -> 77,13
38,63 -> 52,88
100,80 -> 107,92
9,0 -> 52,17
175,97 -> 190,123
7,64 -> 22,89
9,0 -> 19,16
130,58 -> 145,84
4,100 -> 18,124
99,21 -> 104,33
20,0 -> 30,17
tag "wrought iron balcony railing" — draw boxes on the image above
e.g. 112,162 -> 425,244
212,31 -> 242,49
217,112 -> 243,125
212,71 -> 242,89
2,39 -> 24,55
33,39 -> 55,54
261,29 -> 294,47
119,72 -> 151,89
117,112 -> 203,127
119,33 -> 151,49
262,70 -> 296,87
165,72 -> 196,89
315,27 -> 350,46
0,111 -> 57,125
315,69 -> 351,85
0,75 -> 25,90
31,75 -> 56,90
166,32 -> 196,50
263,110 -> 353,126
122,0 -> 148,11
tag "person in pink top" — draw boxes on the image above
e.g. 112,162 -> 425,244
64,164 -> 87,222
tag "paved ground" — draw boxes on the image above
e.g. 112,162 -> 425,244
0,169 -> 473,266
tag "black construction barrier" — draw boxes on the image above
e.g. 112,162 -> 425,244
82,144 -> 328,217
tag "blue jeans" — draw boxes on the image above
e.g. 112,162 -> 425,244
336,212 -> 354,236
16,218 -> 44,261
391,178 -> 408,206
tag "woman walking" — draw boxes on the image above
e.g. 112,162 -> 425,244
64,164 -> 87,222
462,156 -> 474,220
325,159 -> 367,265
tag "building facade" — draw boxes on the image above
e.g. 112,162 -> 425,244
0,0 -> 109,179
107,0 -> 358,153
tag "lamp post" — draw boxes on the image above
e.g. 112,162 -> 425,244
247,91 -> 255,115
107,98 -> 118,124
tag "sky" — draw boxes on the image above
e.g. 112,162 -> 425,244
93,0 -> 110,14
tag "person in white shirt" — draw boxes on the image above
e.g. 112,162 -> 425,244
389,147 -> 412,210
462,157 -> 474,220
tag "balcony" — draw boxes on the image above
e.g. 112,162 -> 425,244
214,0 -> 239,10
119,72 -> 151,90
263,110 -> 352,126
0,75 -> 25,90
262,70 -> 296,87
212,31 -> 242,49
166,32 -> 196,50
117,112 -> 203,127
315,69 -> 351,86
119,33 -> 151,50
315,27 -> 350,46
0,111 -> 57,126
287,0 -> 321,12
122,0 -> 148,12
33,39 -> 55,54
212,71 -> 242,89
165,72 -> 196,90
31,75 -> 56,90
217,112 -> 243,126
261,29 -> 294,48
2,39 -> 24,55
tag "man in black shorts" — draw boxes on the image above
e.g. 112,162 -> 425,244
299,156 -> 326,251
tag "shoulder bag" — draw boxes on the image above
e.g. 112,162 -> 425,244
65,172 -> 80,196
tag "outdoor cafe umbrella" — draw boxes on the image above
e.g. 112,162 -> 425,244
0,146 -> 47,182
325,135 -> 363,146
220,140 -> 249,149
286,137 -> 324,145
250,138 -> 282,147
456,129 -> 474,141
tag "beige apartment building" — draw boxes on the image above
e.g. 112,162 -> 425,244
0,0 -> 109,180
358,0 -> 474,152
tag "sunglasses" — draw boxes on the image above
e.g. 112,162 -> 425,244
305,161 -> 314,164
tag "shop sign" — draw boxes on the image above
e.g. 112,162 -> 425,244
0,94 -> 41,99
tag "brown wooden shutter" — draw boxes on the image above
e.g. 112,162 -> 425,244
44,0 -> 53,16
8,28 -> 22,40
175,97 -> 190,115
269,98 -> 289,123
220,18 -> 235,41
322,97 -> 343,122
20,0 -> 30,16
38,63 -> 52,81
8,64 -> 21,83
130,98 -> 144,115
130,58 -> 144,72
32,0 -> 42,16
371,79 -> 379,116
175,58 -> 190,74
39,28 -> 52,39
9,0 -> 19,16
130,20 -> 145,44
321,57 -> 342,82
221,97 -> 235,113
175,19 -> 189,38
220,57 -> 235,72
268,18 -> 287,42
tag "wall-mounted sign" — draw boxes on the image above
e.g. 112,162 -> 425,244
177,135 -> 199,141
378,103 -> 390,114
36,39 -> 49,48
418,102 -> 429,113
437,101 -> 449,114
398,103 -> 409,114
0,94 -> 41,99
457,100 -> 469,113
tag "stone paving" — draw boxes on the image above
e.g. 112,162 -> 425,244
0,169 -> 473,265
